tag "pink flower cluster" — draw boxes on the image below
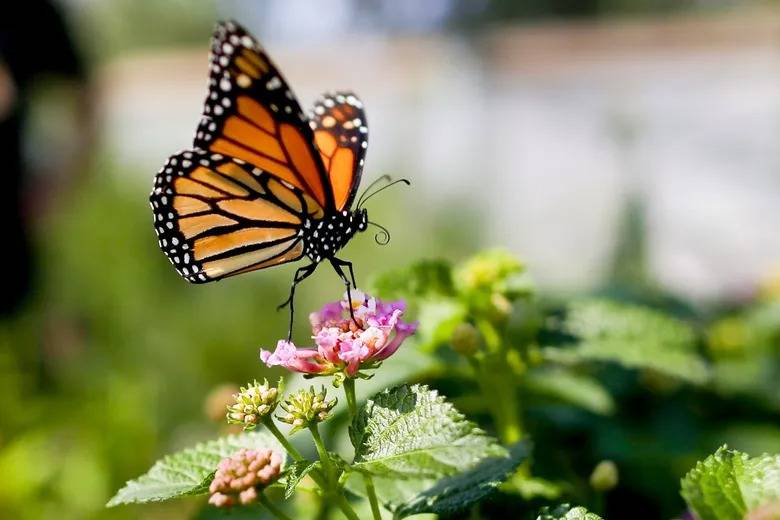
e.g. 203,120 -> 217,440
261,291 -> 417,377
208,448 -> 283,508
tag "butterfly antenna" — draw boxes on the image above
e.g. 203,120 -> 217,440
358,178 -> 411,209
356,174 -> 391,208
367,220 -> 391,245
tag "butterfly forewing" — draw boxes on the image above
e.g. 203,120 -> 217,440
310,92 -> 368,211
194,21 -> 335,210
150,149 -> 314,282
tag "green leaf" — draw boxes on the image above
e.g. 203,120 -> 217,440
370,259 -> 455,300
541,299 -> 708,384
680,445 -> 780,520
282,460 -> 319,499
107,431 -> 285,507
524,367 -> 615,415
393,442 -> 530,518
501,472 -> 565,500
351,384 -> 506,479
417,298 -> 468,351
536,503 -> 603,520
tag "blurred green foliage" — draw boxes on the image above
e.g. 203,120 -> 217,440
365,246 -> 780,519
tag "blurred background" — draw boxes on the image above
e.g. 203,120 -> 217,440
1,0 -> 779,518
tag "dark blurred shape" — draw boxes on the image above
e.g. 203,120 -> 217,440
0,0 -> 88,316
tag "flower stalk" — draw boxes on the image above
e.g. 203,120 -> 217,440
343,377 -> 357,418
308,423 -> 361,520
309,423 -> 335,482
364,473 -> 383,520
261,415 -> 303,461
342,378 -> 381,520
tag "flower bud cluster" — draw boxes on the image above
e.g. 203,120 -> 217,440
208,448 -> 282,508
226,379 -> 279,430
277,386 -> 336,433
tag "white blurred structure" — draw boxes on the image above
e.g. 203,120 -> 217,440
99,11 -> 780,301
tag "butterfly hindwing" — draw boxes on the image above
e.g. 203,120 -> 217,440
194,21 -> 335,211
150,149 -> 322,283
310,91 -> 368,211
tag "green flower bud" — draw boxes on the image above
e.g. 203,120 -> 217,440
226,379 -> 279,430
455,249 -> 524,294
450,322 -> 480,356
589,460 -> 618,492
707,317 -> 749,357
277,386 -> 336,434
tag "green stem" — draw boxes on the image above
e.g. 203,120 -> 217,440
309,423 -> 335,481
343,379 -> 382,520
469,356 -> 522,444
262,417 -> 304,461
364,473 -> 383,520
334,494 -> 362,520
593,491 -> 605,516
343,378 -> 357,418
308,424 -> 361,520
263,417 -> 357,518
262,416 -> 330,494
259,490 -> 293,520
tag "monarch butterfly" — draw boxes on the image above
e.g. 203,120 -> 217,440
149,20 -> 406,338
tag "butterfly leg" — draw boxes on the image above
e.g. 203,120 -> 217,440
277,263 -> 318,341
348,263 -> 357,288
330,258 -> 358,324
334,257 -> 357,288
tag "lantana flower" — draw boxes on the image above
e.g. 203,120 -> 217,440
208,448 -> 283,508
260,290 -> 417,377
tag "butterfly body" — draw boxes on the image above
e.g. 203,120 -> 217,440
301,209 -> 367,264
149,20 -> 389,337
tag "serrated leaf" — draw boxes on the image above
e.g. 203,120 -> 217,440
541,299 -> 708,384
107,431 -> 285,507
351,384 -> 506,479
393,442 -> 530,518
536,503 -> 603,520
283,460 -> 319,499
680,445 -> 780,520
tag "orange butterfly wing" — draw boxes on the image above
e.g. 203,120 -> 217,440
310,92 -> 368,211
194,21 -> 335,211
150,149 -> 324,282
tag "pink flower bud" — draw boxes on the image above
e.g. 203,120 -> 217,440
207,448 -> 283,508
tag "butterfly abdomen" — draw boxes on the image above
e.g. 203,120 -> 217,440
301,209 -> 367,264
